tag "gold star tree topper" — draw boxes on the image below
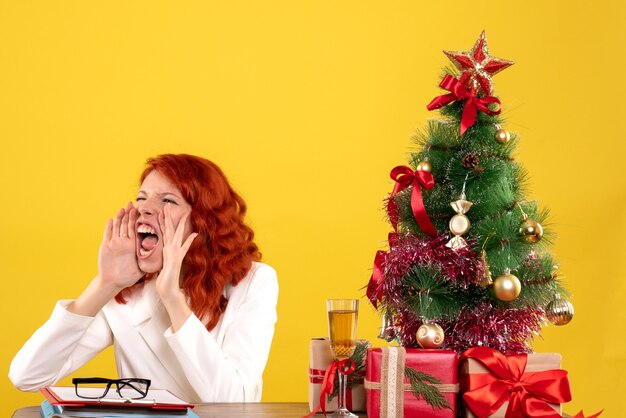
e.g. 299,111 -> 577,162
444,31 -> 514,96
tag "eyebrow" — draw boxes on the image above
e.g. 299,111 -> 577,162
136,191 -> 183,199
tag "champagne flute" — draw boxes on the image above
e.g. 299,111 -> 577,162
326,299 -> 359,418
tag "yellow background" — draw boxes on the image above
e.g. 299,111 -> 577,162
1,1 -> 623,415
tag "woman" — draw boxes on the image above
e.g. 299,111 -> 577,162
9,154 -> 279,403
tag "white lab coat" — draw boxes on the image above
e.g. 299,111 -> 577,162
9,262 -> 278,403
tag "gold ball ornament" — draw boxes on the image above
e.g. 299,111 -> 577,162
519,218 -> 543,243
546,295 -> 574,325
416,160 -> 432,173
493,270 -> 521,302
495,129 -> 510,144
416,322 -> 445,349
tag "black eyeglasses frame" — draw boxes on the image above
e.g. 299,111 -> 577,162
71,377 -> 151,400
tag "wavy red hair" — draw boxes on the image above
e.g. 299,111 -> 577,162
116,154 -> 261,331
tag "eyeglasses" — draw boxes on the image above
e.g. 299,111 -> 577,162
72,377 -> 151,400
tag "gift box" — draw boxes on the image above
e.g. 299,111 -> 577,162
459,347 -> 572,418
308,338 -> 368,413
365,346 -> 458,418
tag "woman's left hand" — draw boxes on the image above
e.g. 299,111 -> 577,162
155,204 -> 198,303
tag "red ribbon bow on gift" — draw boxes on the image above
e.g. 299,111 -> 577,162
387,165 -> 437,237
304,359 -> 356,418
460,347 -> 572,418
309,367 -> 364,411
427,74 -> 502,136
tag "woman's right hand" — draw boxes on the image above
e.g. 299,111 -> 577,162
67,203 -> 145,317
98,202 -> 145,290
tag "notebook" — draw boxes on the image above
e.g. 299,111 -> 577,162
40,400 -> 199,418
41,386 -> 194,412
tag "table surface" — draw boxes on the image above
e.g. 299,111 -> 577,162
13,402 -> 368,418
12,403 -> 574,417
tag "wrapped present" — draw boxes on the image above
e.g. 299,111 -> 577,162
308,338 -> 368,413
365,346 -> 458,418
459,347 -> 572,418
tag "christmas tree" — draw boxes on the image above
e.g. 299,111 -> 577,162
367,31 -> 574,354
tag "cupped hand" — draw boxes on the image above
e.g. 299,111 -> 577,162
155,204 -> 198,301
98,202 -> 145,290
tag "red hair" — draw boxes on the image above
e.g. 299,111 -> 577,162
116,154 -> 261,331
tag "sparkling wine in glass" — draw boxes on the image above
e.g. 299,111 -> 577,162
326,299 -> 359,418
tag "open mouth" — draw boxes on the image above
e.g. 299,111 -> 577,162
137,224 -> 160,258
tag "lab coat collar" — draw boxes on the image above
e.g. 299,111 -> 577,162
131,279 -> 158,327
131,280 -> 190,393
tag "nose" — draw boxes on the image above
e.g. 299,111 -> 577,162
136,198 -> 160,217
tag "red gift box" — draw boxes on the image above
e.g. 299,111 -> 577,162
365,346 -> 459,418
459,347 -> 572,418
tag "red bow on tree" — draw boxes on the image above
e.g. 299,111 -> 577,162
460,347 -> 572,418
427,74 -> 502,136
366,250 -> 387,309
387,165 -> 437,237
366,233 -> 398,308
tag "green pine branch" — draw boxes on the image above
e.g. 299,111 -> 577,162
404,366 -> 451,410
402,265 -> 468,319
